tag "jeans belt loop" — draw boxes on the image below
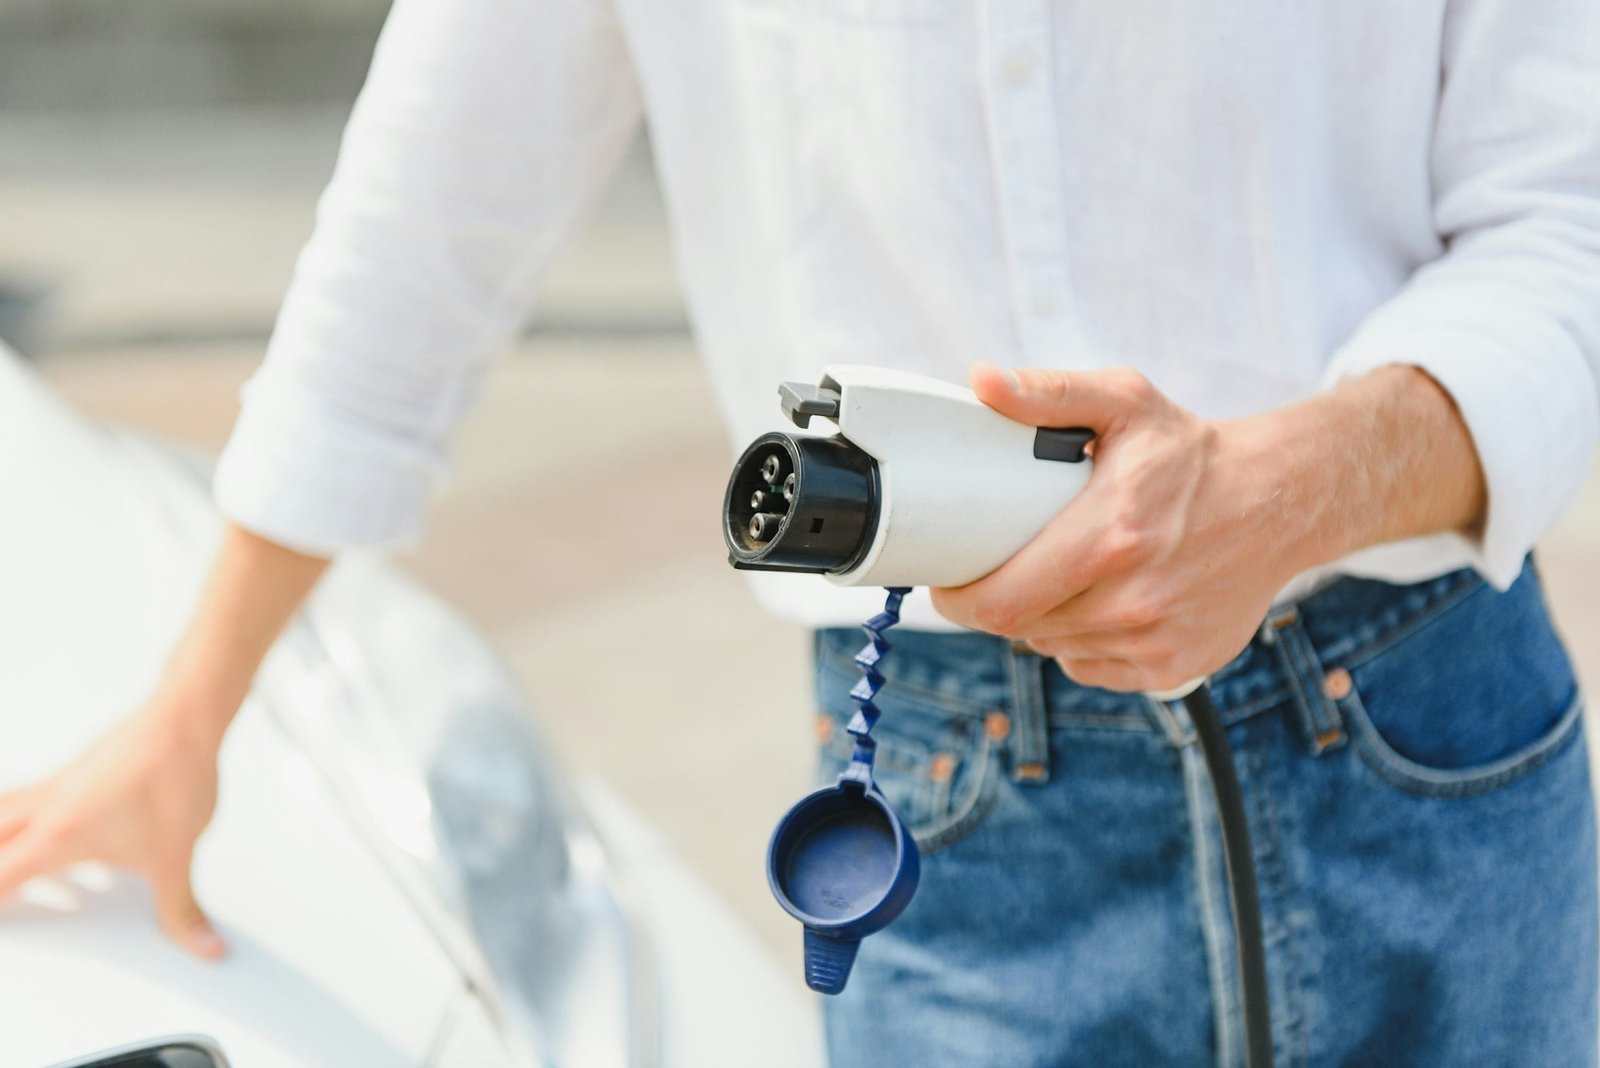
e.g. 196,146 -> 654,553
1146,694 -> 1196,749
1266,605 -> 1348,755
1007,642 -> 1052,784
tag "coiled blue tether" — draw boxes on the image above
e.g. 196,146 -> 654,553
766,587 -> 918,994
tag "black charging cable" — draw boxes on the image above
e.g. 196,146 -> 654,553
1180,683 -> 1274,1068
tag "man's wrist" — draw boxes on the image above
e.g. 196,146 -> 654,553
1217,365 -> 1487,579
1211,407 -> 1346,584
151,643 -> 249,749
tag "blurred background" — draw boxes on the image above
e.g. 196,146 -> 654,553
0,0 -> 817,960
3,0 -> 1597,967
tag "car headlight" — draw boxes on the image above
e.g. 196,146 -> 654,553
257,557 -> 658,1068
45,1035 -> 230,1068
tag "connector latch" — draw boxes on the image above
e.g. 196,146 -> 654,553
779,381 -> 842,429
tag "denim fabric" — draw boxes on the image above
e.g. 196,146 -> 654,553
813,561 -> 1597,1067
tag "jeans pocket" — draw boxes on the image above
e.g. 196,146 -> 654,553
815,700 -> 1003,855
1329,570 -> 1585,799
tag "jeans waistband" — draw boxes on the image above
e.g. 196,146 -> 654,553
816,564 -> 1495,742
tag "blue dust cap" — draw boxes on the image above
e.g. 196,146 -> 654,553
767,779 -> 920,994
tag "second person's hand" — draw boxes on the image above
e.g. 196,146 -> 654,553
0,688 -> 226,959
0,523 -> 332,960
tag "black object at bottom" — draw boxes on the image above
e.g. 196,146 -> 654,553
45,1036 -> 230,1068
1182,685 -> 1275,1068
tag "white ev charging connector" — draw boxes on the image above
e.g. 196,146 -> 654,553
724,364 -> 1095,589
722,366 -> 1275,1068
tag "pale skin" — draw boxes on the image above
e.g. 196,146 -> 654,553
0,527 -> 328,958
0,362 -> 1485,958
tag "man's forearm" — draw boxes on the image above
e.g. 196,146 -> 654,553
158,523 -> 331,746
1230,364 -> 1489,579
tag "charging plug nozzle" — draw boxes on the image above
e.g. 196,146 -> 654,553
723,432 -> 879,575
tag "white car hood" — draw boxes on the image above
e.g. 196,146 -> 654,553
0,353 -> 463,1067
0,349 -> 826,1068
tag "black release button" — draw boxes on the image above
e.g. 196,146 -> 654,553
1032,427 -> 1096,463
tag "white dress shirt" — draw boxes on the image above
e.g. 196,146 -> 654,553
216,0 -> 1600,630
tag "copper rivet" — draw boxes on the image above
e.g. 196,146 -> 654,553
1010,640 -> 1033,655
1016,761 -> 1048,782
814,715 -> 834,744
1316,728 -> 1345,751
1323,668 -> 1352,701
1271,607 -> 1300,629
929,752 -> 956,784
985,711 -> 1012,741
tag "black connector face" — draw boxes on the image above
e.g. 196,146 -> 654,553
723,432 -> 879,575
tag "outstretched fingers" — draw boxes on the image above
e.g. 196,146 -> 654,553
0,822 -> 70,902
0,784 -> 40,846
150,852 -> 225,960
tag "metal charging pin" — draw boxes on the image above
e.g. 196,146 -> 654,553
749,513 -> 783,540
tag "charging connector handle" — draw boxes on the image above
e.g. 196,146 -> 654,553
1180,684 -> 1274,1068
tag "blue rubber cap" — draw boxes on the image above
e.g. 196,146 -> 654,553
768,779 -> 920,994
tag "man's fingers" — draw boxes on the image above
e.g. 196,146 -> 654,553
0,814 -> 28,848
0,826 -> 64,902
1013,580 -> 1179,643
0,785 -> 40,842
971,362 -> 1157,431
1056,658 -> 1145,693
150,855 -> 225,960
932,498 -> 1110,634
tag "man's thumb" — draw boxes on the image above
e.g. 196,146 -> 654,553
970,362 -> 1152,431
152,858 -> 225,961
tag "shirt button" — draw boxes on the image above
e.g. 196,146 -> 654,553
1031,289 -> 1062,317
1322,667 -> 1353,701
1001,48 -> 1036,85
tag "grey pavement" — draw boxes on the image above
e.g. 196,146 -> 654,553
14,108 -> 1600,969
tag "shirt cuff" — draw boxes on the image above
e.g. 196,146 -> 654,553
213,372 -> 444,557
1322,298 -> 1599,591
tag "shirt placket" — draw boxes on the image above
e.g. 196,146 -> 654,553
977,0 -> 1086,365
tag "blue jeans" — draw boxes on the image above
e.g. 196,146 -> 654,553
814,562 -> 1596,1067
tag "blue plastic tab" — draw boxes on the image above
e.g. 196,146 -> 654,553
803,929 -> 862,995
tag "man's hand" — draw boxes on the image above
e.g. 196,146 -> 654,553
0,696 -> 224,959
0,524 -> 330,960
931,362 -> 1486,693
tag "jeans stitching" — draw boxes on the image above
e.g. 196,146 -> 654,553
1182,742 -> 1239,1067
1044,713 -> 1155,732
913,728 -> 1002,854
820,646 -> 991,717
1340,687 -> 1585,799
817,706 -> 1001,852
1318,577 -> 1484,673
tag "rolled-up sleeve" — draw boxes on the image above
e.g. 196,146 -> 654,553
1322,0 -> 1600,589
214,0 -> 642,556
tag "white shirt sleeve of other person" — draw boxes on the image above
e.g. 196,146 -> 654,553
214,0 -> 1600,632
